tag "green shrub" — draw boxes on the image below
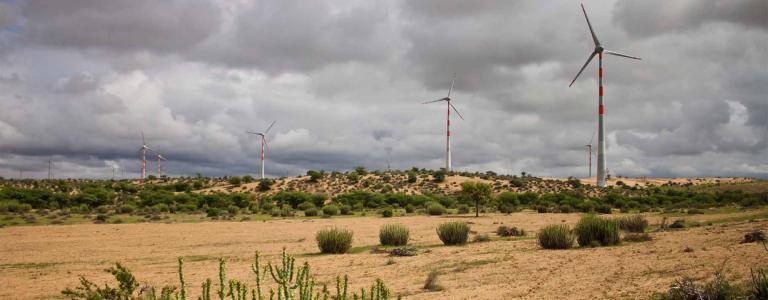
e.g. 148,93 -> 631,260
436,222 -> 470,245
379,224 -> 409,246
322,204 -> 339,216
457,204 -> 470,214
669,219 -> 686,229
316,227 -> 353,254
574,215 -> 620,247
339,205 -> 352,215
426,202 -> 445,216
623,233 -> 652,242
496,225 -> 525,237
381,207 -> 394,218
537,224 -> 574,249
596,204 -> 612,214
617,214 -> 649,233
297,201 -> 315,211
750,268 -> 768,299
473,234 -> 491,243
404,204 -> 415,214
304,207 -> 318,217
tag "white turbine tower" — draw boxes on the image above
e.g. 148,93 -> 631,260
247,121 -> 276,180
423,75 -> 464,172
156,154 -> 166,177
139,131 -> 153,180
569,3 -> 641,187
585,131 -> 595,179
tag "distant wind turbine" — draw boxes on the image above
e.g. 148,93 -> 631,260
569,3 -> 641,187
139,131 -> 154,180
247,121 -> 276,180
585,131 -> 595,178
156,154 -> 166,177
423,74 -> 464,172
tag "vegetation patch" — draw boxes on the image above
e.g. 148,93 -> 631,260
538,224 -> 574,249
379,224 -> 410,246
436,222 -> 470,245
574,215 -> 621,247
316,227 -> 353,254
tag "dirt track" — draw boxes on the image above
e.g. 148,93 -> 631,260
1,211 -> 767,299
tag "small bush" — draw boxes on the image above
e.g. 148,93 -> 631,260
617,214 -> 648,233
389,246 -> 418,257
741,229 -> 766,244
687,208 -> 704,214
297,201 -> 315,211
322,205 -> 339,216
496,225 -> 525,237
537,224 -> 574,249
339,205 -> 352,215
304,207 -> 318,217
427,202 -> 446,216
381,207 -> 394,218
473,234 -> 491,243
750,268 -> 768,299
316,227 -> 353,254
457,204 -> 470,214
596,204 -> 612,214
623,233 -> 652,242
669,219 -> 686,229
404,204 -> 415,214
574,215 -> 620,247
379,224 -> 409,246
436,222 -> 470,245
423,270 -> 443,291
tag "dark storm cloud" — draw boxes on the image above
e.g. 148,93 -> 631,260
0,0 -> 765,179
20,0 -> 221,53
194,0 -> 399,74
613,0 -> 768,38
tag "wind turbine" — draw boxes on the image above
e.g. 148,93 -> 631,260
423,74 -> 464,172
569,3 -> 641,187
247,121 -> 276,180
585,131 -> 595,178
156,154 -> 166,177
139,131 -> 153,180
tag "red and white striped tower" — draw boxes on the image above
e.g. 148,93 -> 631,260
596,52 -> 606,186
141,150 -> 146,179
569,3 -> 641,187
247,121 -> 275,180
260,136 -> 266,179
446,100 -> 451,171
424,75 -> 462,172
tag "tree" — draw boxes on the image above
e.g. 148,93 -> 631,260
433,169 -> 447,183
354,166 -> 367,176
307,170 -> 322,183
258,179 -> 274,191
460,181 -> 493,217
242,175 -> 254,183
228,176 -> 242,186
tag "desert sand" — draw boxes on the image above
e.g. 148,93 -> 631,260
1,210 -> 767,299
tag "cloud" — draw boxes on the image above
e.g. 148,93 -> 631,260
0,0 -> 765,179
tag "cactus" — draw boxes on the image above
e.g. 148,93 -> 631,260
62,251 -> 399,300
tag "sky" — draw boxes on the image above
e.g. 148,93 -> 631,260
0,0 -> 766,179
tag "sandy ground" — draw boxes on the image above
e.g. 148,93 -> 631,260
2,211 -> 767,299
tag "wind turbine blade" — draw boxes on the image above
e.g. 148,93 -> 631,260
422,98 -> 447,104
569,51 -> 597,87
588,130 -> 596,146
449,102 -> 464,120
264,121 -> 276,134
447,74 -> 456,98
263,137 -> 269,151
246,131 -> 263,135
604,50 -> 641,60
581,3 -> 600,47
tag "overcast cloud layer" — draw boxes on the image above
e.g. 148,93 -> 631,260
0,0 -> 766,179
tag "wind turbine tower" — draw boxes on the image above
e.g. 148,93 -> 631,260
247,121 -> 276,180
139,132 -> 153,180
569,3 -> 641,187
157,154 -> 166,177
423,75 -> 464,172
